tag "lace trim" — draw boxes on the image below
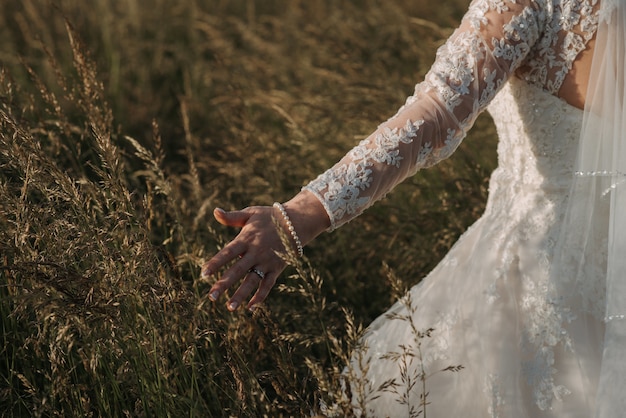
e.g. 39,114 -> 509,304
574,170 -> 626,176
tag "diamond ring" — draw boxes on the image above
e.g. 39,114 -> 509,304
249,267 -> 265,280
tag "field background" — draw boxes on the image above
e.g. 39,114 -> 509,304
0,0 -> 497,416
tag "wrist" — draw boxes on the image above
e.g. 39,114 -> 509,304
273,202 -> 304,257
280,190 -> 331,248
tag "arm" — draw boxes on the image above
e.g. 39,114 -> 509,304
202,0 -> 545,310
305,0 -> 545,229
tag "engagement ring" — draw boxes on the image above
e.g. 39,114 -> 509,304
249,267 -> 265,280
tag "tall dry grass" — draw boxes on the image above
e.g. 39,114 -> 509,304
0,0 -> 496,416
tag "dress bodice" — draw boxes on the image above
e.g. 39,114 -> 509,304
486,77 -> 582,208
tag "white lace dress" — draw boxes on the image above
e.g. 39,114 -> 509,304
303,1 -> 608,416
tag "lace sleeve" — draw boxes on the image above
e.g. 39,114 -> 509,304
303,0 -> 546,230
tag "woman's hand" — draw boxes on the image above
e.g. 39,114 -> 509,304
201,191 -> 331,311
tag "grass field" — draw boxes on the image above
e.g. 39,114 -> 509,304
0,0 -> 497,416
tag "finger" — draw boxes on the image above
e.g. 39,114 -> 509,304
213,207 -> 251,228
201,240 -> 246,279
247,272 -> 279,310
208,253 -> 255,300
226,270 -> 264,311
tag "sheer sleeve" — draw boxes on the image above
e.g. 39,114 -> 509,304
303,0 -> 547,230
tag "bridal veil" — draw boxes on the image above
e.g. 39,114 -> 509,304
553,1 -> 626,416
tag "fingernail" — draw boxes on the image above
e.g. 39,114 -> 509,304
228,301 -> 239,311
248,304 -> 258,312
209,291 -> 219,301
201,269 -> 212,279
215,207 -> 225,214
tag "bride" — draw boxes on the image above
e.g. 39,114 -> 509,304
202,0 -> 626,416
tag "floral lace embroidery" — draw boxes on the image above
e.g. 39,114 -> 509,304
305,0 -> 555,230
483,77 -> 598,411
305,1 -> 599,230
485,374 -> 505,418
518,0 -> 599,92
305,118 -> 426,223
521,348 -> 572,410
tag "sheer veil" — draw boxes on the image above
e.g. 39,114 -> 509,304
589,2 -> 626,416
552,1 -> 626,416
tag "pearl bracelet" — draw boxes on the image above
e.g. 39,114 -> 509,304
273,202 -> 304,257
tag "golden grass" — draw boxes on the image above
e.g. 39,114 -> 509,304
0,0 -> 496,416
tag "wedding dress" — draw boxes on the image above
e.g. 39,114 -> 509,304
302,0 -> 625,416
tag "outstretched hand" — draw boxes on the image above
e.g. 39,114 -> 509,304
202,206 -> 287,311
201,192 -> 331,311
